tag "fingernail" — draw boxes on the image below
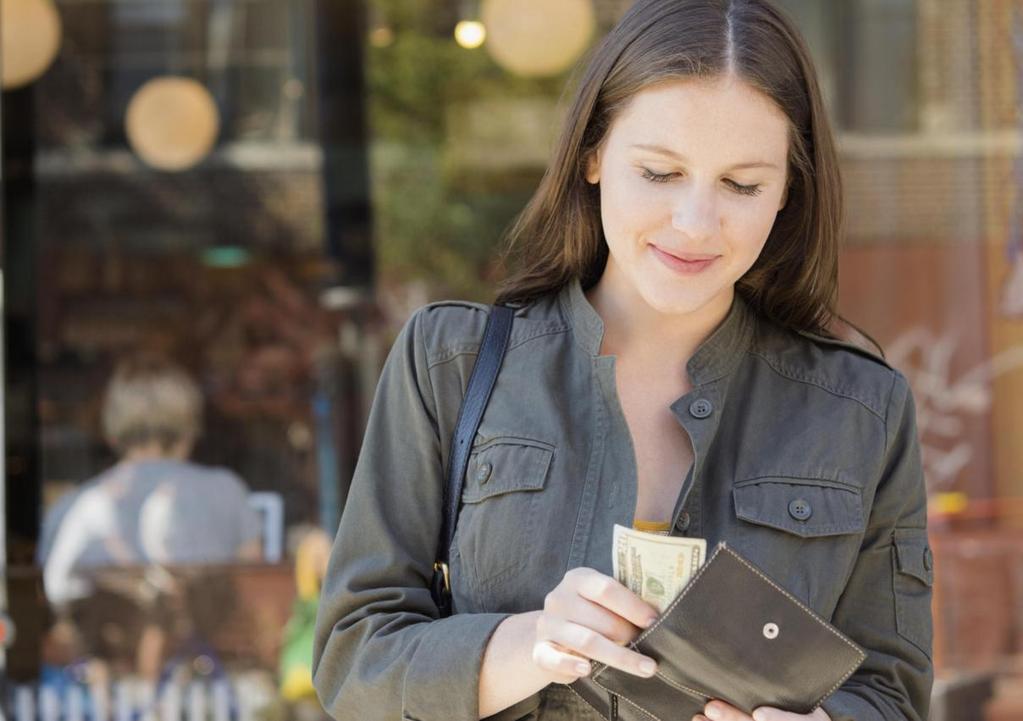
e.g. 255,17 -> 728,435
643,616 -> 658,628
753,711 -> 768,721
705,707 -> 722,720
639,659 -> 657,675
575,662 -> 591,675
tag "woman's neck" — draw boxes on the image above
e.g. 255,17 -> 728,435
584,264 -> 733,374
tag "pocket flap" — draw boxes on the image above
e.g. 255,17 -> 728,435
732,477 -> 864,538
461,436 -> 554,503
893,528 -> 934,587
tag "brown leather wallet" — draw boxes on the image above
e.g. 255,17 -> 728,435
571,541 -> 866,721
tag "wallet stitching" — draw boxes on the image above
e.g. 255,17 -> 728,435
719,545 -> 867,657
593,543 -> 724,681
653,673 -> 714,701
587,679 -> 663,721
565,685 -> 615,721
591,543 -> 867,708
714,545 -> 868,705
609,692 -> 661,721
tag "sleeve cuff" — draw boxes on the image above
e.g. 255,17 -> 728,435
402,612 -> 512,721
820,688 -> 887,721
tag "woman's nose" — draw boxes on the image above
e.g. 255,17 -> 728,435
670,187 -> 719,241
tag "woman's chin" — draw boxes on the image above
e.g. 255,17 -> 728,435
638,289 -> 718,318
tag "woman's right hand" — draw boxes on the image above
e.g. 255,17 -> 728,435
531,566 -> 662,684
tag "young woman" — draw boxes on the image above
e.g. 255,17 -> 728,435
312,2 -> 933,721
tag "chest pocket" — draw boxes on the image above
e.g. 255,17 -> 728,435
462,436 -> 554,502
731,476 -> 865,612
454,435 -> 555,594
732,476 -> 864,537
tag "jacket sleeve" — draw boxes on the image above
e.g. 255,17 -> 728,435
819,370 -> 934,721
311,306 -> 512,721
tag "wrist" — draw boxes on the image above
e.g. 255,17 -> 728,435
521,610 -> 563,683
479,611 -> 553,718
498,610 -> 547,673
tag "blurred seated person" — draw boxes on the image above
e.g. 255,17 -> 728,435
43,351 -> 263,607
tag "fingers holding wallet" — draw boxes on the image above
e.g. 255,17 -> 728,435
694,699 -> 834,721
532,566 -> 660,683
575,543 -> 862,721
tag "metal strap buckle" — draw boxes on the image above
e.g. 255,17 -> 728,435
433,561 -> 450,593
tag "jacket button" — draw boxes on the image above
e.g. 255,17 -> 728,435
476,462 -> 493,484
689,399 -> 713,419
674,511 -> 691,533
923,547 -> 933,571
788,498 -> 812,521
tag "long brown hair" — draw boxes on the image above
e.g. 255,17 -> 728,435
493,0 -> 883,354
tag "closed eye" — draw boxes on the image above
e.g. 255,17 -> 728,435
639,168 -> 763,197
640,168 -> 679,184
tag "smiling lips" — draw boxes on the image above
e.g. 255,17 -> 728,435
650,245 -> 719,274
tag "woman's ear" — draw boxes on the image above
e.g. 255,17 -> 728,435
585,148 -> 601,184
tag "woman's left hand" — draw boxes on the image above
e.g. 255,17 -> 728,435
694,700 -> 832,721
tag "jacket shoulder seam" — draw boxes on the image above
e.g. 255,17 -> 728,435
422,299 -> 490,312
793,328 -> 893,370
507,322 -> 571,350
882,367 -> 902,454
748,350 -> 888,421
415,301 -> 485,368
425,321 -> 569,368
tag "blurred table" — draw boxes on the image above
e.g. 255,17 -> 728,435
930,527 -> 1023,721
7,562 -> 297,681
931,528 -> 1023,673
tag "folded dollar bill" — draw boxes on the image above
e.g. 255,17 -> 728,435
612,523 -> 707,613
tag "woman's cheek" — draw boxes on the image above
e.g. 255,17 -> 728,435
602,173 -> 647,211
732,225 -> 773,272
598,178 -> 650,238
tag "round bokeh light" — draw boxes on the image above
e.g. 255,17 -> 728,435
125,76 -> 221,172
481,0 -> 594,77
1,0 -> 63,89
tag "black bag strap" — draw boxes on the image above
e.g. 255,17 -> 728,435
431,303 -> 515,617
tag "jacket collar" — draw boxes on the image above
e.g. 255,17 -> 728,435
558,275 -> 756,385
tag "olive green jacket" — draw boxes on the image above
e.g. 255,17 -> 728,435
312,277 -> 934,721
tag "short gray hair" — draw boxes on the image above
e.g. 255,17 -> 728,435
101,352 -> 203,453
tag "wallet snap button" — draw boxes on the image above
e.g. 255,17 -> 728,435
763,622 -> 779,639
788,498 -> 812,521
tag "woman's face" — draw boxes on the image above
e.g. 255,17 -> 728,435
585,75 -> 791,318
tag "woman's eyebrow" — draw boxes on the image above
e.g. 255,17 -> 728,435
629,143 -> 778,170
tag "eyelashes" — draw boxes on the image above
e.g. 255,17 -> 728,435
639,168 -> 763,197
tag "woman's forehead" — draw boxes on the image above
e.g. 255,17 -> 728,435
607,77 -> 790,163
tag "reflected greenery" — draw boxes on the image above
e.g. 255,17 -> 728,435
366,0 -> 592,301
